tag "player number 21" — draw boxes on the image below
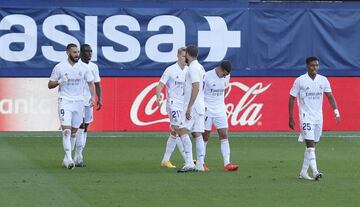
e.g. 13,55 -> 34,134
172,111 -> 180,119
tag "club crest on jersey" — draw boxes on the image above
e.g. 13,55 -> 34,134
319,84 -> 323,89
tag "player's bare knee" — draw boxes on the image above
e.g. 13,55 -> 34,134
177,128 -> 187,137
170,130 -> 177,137
71,127 -> 78,135
202,131 -> 211,142
305,139 -> 315,148
62,128 -> 71,137
192,132 -> 201,139
218,128 -> 228,140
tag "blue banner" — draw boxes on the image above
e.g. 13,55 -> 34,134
1,5 -> 360,77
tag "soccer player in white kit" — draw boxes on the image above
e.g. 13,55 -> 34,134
177,45 -> 207,172
48,43 -> 96,169
74,44 -> 102,167
203,60 -> 239,172
289,56 -> 340,180
156,47 -> 187,169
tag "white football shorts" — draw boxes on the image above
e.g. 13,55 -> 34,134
58,99 -> 84,128
298,121 -> 323,142
204,115 -> 228,131
183,110 -> 205,133
166,105 -> 185,128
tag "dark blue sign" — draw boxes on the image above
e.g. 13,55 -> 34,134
0,5 -> 360,77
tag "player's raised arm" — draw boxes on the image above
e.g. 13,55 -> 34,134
325,92 -> 340,123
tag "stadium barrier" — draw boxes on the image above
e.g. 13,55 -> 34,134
0,77 -> 357,131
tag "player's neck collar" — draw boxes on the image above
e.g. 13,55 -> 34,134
307,73 -> 317,80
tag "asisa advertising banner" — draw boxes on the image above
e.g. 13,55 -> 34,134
1,7 -> 360,77
0,77 -> 358,131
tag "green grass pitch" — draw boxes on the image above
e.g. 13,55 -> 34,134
0,131 -> 359,207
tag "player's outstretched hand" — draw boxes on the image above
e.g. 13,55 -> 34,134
97,100 -> 102,111
289,118 -> 295,130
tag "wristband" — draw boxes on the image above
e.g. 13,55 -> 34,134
334,109 -> 340,117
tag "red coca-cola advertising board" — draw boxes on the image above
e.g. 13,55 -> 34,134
91,77 -> 358,131
0,77 -> 358,131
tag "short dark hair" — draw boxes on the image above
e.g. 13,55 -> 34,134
186,45 -> 198,58
220,60 -> 232,73
66,43 -> 77,51
306,56 -> 319,65
80,44 -> 91,52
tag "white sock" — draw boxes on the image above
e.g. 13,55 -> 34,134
204,141 -> 208,162
195,135 -> 205,166
307,148 -> 319,176
70,134 -> 76,152
300,148 -> 310,175
162,135 -> 177,161
180,134 -> 193,166
221,139 -> 230,166
74,128 -> 84,163
62,129 -> 72,161
176,136 -> 186,161
83,131 -> 88,151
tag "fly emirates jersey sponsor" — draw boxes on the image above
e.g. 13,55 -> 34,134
290,73 -> 331,123
79,60 -> 101,106
204,68 -> 230,117
50,60 -> 94,101
184,60 -> 205,114
159,62 -> 188,110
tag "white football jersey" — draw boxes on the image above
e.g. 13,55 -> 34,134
184,60 -> 206,114
159,62 -> 188,110
50,60 -> 94,101
79,60 -> 101,106
204,68 -> 230,117
290,73 -> 332,123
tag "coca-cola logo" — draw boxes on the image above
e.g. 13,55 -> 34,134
130,81 -> 271,126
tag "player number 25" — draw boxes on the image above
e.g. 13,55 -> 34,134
302,123 -> 311,130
